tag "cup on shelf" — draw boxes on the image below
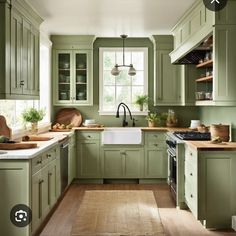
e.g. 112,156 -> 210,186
195,91 -> 205,100
205,92 -> 212,100
77,92 -> 86,100
60,92 -> 67,100
76,75 -> 86,83
84,119 -> 95,125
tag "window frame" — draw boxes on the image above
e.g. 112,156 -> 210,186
99,47 -> 148,115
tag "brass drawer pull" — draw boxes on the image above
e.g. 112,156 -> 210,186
36,160 -> 42,165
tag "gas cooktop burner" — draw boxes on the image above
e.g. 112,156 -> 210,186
173,131 -> 211,140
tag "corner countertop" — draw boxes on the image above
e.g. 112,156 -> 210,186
185,141 -> 236,150
0,130 -> 74,160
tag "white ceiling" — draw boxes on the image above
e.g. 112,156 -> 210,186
26,0 -> 196,37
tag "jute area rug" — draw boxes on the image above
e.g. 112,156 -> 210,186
71,190 -> 166,236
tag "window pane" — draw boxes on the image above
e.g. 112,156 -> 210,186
116,86 -> 131,104
132,52 -> 144,70
132,71 -> 144,86
104,52 -> 115,70
103,86 -> 116,111
132,86 -> 144,103
116,51 -> 131,65
104,71 -> 115,85
116,70 -> 131,86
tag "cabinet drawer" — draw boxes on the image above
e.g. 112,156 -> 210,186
145,132 -> 166,146
185,179 -> 197,217
77,132 -> 100,140
185,161 -> 197,185
32,155 -> 42,174
185,144 -> 197,165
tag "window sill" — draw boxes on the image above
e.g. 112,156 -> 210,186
12,122 -> 51,140
98,111 -> 149,116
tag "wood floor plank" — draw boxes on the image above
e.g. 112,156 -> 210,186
39,184 -> 236,236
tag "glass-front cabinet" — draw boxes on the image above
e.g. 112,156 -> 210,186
53,49 -> 93,105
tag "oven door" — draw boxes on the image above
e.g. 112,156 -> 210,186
167,148 -> 177,200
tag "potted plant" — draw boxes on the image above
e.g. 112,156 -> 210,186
22,108 -> 45,133
135,95 -> 148,111
146,112 -> 160,127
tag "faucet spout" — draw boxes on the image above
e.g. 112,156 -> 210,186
115,102 -> 135,127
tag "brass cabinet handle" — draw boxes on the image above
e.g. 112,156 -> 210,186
37,160 -> 42,165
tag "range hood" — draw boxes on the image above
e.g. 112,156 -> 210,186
170,35 -> 213,65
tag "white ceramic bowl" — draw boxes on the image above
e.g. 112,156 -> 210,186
190,120 -> 201,129
84,119 -> 95,125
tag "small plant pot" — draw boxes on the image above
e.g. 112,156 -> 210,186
139,104 -> 144,111
148,121 -> 156,127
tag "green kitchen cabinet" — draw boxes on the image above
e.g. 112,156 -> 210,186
77,131 -> 101,178
48,159 -> 57,208
68,133 -> 76,184
51,35 -> 95,106
102,148 -> 144,178
0,161 -> 30,236
184,144 -> 236,229
144,132 -> 168,178
152,35 -> 182,106
0,0 -> 42,99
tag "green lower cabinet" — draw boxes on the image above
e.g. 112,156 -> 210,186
77,140 -> 101,178
68,134 -> 76,184
0,161 -> 30,236
48,159 -> 57,208
102,148 -> 144,178
185,144 -> 236,229
144,148 -> 167,178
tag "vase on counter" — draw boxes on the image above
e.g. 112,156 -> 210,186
148,121 -> 156,127
30,122 -> 38,134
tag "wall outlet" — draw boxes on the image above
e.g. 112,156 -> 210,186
232,216 -> 236,231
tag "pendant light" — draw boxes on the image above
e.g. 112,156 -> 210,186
111,35 -> 136,76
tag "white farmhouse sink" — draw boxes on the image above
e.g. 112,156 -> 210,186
102,128 -> 142,145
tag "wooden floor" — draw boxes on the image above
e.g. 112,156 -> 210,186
39,183 -> 236,236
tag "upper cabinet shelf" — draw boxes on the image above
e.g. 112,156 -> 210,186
196,75 -> 213,82
196,60 -> 213,68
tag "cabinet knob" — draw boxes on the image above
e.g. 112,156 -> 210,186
154,144 -> 158,147
87,135 -> 91,138
37,160 -> 42,164
190,173 -> 193,176
39,179 -> 44,184
20,80 -> 24,87
120,152 -> 126,155
190,152 -> 193,156
47,154 -> 51,158
190,194 -> 193,198
49,172 -> 52,176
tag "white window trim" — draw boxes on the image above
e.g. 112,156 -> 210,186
99,47 -> 148,115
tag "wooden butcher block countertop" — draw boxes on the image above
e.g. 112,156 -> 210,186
186,141 -> 236,150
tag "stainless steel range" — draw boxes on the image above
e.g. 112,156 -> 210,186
165,131 -> 211,208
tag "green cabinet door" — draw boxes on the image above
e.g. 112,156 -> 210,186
152,36 -> 182,106
77,140 -> 100,178
32,170 -> 41,234
102,148 -> 143,178
10,8 -> 23,95
41,166 -> 50,220
68,134 -> 76,184
123,149 -> 143,178
144,148 -> 168,178
103,149 -> 123,178
0,161 -> 30,236
48,159 -> 57,208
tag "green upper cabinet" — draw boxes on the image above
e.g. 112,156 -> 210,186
170,0 -> 236,106
51,35 -> 95,106
0,0 -> 42,99
152,35 -> 195,106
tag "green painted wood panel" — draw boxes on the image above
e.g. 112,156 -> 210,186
48,160 -> 57,208
0,161 -> 30,236
77,141 -> 100,178
68,134 -> 76,184
123,149 -> 143,178
144,148 -> 167,178
31,170 -> 41,234
41,166 -> 50,220
103,149 -> 123,178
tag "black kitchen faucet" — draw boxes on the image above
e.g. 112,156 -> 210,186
116,102 -> 136,127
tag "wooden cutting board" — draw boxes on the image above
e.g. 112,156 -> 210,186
0,143 -> 37,150
55,108 -> 82,127
22,135 -> 53,141
0,116 -> 12,139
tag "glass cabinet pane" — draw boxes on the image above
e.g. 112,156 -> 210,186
75,53 -> 87,101
58,53 -> 70,101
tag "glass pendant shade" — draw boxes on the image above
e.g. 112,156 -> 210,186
111,64 -> 120,76
128,64 -> 136,76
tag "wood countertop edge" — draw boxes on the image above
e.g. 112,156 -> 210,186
185,141 -> 236,150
